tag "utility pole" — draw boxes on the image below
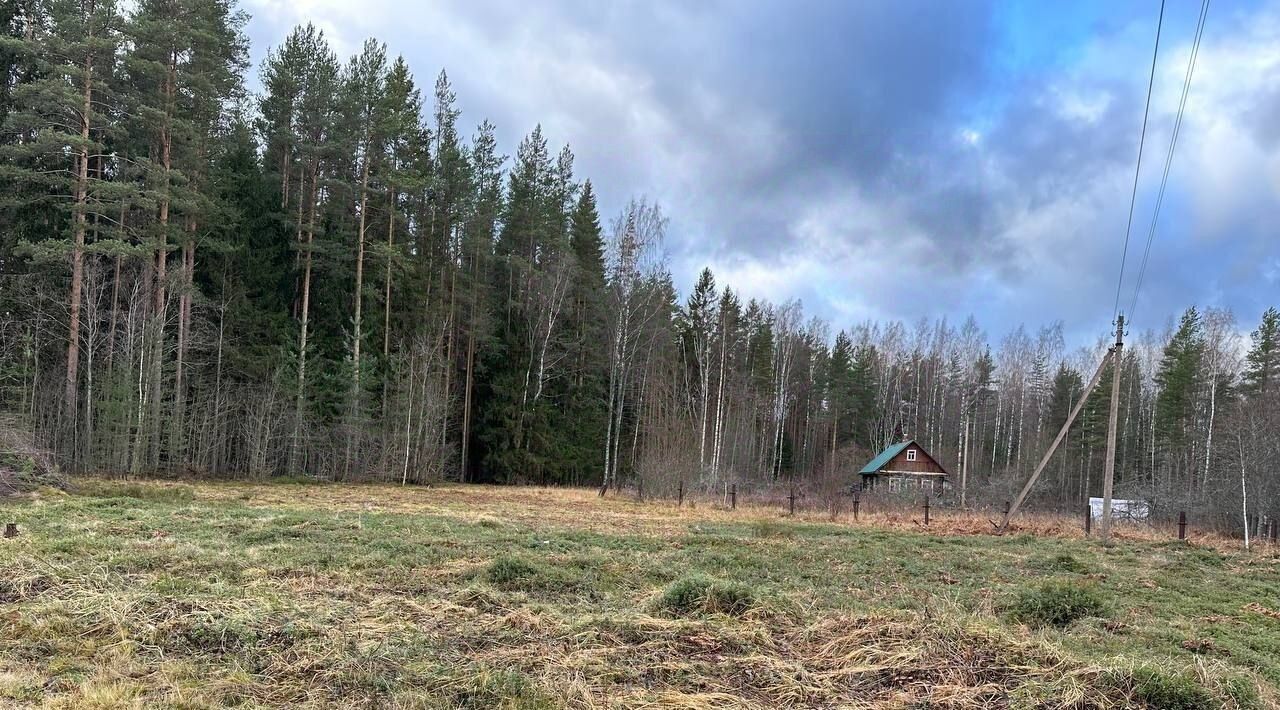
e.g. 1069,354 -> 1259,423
1100,314 -> 1125,543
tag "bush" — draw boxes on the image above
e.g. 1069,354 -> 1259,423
1008,579 -> 1108,628
655,575 -> 758,617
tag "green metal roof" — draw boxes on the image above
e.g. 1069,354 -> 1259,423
859,440 -> 915,474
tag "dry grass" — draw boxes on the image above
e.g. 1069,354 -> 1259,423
1,479 -> 1277,708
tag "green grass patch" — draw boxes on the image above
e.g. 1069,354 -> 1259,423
71,479 -> 196,503
1028,551 -> 1090,574
1008,578 -> 1109,628
655,574 -> 759,617
1108,664 -> 1217,710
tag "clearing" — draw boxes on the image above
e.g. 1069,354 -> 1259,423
2,479 -> 1279,708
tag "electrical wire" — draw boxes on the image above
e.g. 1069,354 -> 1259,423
1127,0 -> 1211,323
1112,0 -> 1166,323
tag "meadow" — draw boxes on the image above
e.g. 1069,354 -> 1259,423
1,479 -> 1278,708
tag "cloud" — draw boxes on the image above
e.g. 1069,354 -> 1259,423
241,0 -> 1280,342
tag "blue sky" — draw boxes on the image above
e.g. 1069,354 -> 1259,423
241,0 -> 1280,344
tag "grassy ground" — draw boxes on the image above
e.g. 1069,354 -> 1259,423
1,480 -> 1279,709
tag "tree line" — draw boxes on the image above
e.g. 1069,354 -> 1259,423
1,0 -> 1276,533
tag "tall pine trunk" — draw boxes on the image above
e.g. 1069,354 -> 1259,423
65,23 -> 95,432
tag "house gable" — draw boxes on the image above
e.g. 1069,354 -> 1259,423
859,440 -> 948,476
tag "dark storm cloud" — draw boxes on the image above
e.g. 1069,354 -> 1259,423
246,0 -> 1280,339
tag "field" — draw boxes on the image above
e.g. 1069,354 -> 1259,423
2,480 -> 1279,709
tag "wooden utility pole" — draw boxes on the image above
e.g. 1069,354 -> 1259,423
1100,315 -> 1125,543
1002,348 -> 1112,527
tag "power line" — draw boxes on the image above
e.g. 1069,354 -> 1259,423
1112,0 -> 1166,322
1127,0 -> 1211,322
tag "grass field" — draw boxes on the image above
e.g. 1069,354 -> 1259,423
2,479 -> 1279,708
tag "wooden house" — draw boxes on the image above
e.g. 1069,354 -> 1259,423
858,440 -> 948,494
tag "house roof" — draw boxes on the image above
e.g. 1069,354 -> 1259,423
859,440 -> 915,474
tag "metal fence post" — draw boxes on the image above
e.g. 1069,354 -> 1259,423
1178,511 -> 1187,541
788,486 -> 796,516
852,493 -> 860,521
923,495 -> 930,526
1084,505 -> 1092,536
678,480 -> 684,507
730,483 -> 737,510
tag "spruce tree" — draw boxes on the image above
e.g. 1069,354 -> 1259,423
1154,307 -> 1204,450
1243,306 -> 1279,397
561,180 -> 608,484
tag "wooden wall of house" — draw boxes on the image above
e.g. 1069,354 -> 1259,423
884,446 -> 946,474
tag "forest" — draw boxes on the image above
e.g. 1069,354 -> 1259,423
1,0 -> 1277,534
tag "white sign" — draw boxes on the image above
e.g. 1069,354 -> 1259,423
1089,497 -> 1150,520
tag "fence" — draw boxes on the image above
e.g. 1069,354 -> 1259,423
616,477 -> 1273,548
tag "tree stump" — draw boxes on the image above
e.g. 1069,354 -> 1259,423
3,523 -> 17,538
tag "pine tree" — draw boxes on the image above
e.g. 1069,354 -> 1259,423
0,0 -> 123,432
340,38 -> 389,435
257,23 -> 340,471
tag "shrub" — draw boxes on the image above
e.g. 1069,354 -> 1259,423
1008,579 -> 1108,627
656,575 -> 758,617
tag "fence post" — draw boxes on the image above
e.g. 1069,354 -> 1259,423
637,476 -> 643,502
1084,505 -> 1092,536
1178,511 -> 1187,541
730,484 -> 737,510
788,486 -> 796,516
852,493 -> 860,521
678,481 -> 684,507
923,495 -> 930,526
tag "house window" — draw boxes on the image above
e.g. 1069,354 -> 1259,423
906,449 -> 917,462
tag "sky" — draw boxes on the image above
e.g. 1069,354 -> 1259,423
241,0 -> 1280,345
